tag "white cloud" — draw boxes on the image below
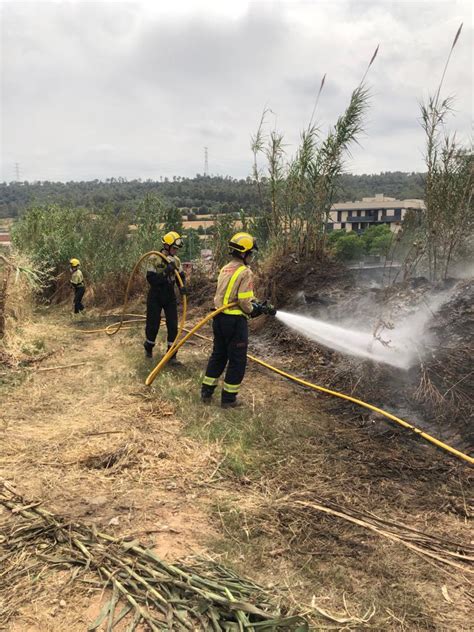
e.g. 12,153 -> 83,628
0,0 -> 472,181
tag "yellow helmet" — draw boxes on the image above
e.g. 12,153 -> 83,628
69,258 -> 80,267
229,232 -> 257,254
162,231 -> 183,248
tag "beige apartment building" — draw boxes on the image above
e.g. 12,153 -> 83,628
328,194 -> 425,233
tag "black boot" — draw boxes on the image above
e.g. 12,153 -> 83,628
144,341 -> 154,358
221,399 -> 243,409
167,344 -> 183,366
201,385 -> 215,404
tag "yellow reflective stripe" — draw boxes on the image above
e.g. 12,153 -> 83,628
223,265 -> 246,307
223,382 -> 241,393
202,376 -> 218,386
238,290 -> 254,299
223,308 -> 246,315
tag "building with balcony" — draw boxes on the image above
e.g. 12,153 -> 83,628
327,194 -> 424,234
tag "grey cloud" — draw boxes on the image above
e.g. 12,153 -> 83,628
186,123 -> 237,141
1,0 -> 472,181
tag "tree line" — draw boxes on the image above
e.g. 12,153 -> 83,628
0,172 -> 425,220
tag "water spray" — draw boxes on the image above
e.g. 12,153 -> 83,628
276,311 -> 414,369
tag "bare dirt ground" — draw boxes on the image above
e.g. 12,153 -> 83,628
1,307 -> 472,631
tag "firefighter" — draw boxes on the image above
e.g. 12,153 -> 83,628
144,231 -> 187,363
201,232 -> 276,408
69,258 -> 85,314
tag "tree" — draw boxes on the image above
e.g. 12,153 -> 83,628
251,57 -> 375,259
333,233 -> 365,261
361,224 -> 392,254
163,207 -> 183,235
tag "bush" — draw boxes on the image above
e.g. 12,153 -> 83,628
182,228 -> 201,261
333,233 -> 365,261
360,224 -> 392,255
212,214 -> 238,268
327,229 -> 347,245
328,225 -> 393,260
11,195 -> 171,304
370,232 -> 393,256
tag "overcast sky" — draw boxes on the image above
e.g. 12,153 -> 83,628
1,0 -> 472,182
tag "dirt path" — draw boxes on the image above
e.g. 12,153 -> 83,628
1,309 -> 472,631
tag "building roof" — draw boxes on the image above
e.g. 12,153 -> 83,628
331,194 -> 425,211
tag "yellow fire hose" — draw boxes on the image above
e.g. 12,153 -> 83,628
145,304 -> 473,465
145,304 -> 233,386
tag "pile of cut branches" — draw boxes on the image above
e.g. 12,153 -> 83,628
0,484 -> 308,631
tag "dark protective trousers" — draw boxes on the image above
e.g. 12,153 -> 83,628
201,313 -> 248,403
145,291 -> 178,351
73,286 -> 85,314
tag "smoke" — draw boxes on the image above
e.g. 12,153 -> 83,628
450,260 -> 474,279
276,288 -> 455,370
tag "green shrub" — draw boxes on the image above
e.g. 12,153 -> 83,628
360,224 -> 392,254
11,195 -> 168,287
333,233 -> 365,261
369,232 -> 394,256
182,228 -> 201,261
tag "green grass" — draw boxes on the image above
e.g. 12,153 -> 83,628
20,338 -> 45,356
126,331 -> 291,479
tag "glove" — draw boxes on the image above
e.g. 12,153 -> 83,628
251,300 -> 276,318
250,301 -> 264,318
179,286 -> 187,296
262,301 -> 277,316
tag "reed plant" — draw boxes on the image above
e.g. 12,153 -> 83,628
420,23 -> 473,281
251,49 -> 378,260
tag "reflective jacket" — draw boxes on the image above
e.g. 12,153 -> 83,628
214,259 -> 255,316
70,269 -> 84,287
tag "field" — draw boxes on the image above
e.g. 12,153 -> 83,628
1,292 -> 472,631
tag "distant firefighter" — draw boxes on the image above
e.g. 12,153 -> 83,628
69,258 -> 85,314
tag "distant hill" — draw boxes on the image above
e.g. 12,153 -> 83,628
0,172 -> 425,219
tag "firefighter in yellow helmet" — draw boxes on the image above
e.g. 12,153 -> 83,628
144,231 -> 187,363
201,232 -> 276,408
69,258 -> 85,314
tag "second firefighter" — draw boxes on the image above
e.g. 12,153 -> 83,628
144,231 -> 187,364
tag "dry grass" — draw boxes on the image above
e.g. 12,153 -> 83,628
0,313 -> 224,629
137,323 -> 473,629
1,307 -> 472,630
182,357 -> 473,631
